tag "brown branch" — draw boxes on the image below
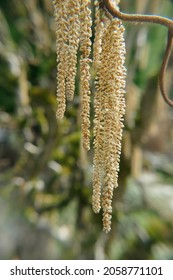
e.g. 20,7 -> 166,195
102,0 -> 173,29
101,0 -> 173,107
159,30 -> 173,107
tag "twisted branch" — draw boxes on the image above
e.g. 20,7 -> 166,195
159,30 -> 173,107
101,0 -> 173,107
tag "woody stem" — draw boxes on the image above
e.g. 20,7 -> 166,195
102,0 -> 173,30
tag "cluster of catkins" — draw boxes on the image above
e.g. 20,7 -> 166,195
52,0 -> 126,233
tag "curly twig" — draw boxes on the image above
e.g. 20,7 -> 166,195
159,30 -> 173,107
101,0 -> 173,107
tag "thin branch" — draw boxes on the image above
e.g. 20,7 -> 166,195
102,0 -> 173,29
159,30 -> 173,107
101,0 -> 173,107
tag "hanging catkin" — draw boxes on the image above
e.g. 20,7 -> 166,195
65,0 -> 80,101
93,0 -> 104,71
53,0 -> 69,119
92,17 -> 126,233
52,0 -> 92,150
52,0 -> 127,232
80,0 -> 92,150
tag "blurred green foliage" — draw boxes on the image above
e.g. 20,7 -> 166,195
0,0 -> 173,260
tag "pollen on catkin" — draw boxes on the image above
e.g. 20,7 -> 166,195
80,0 -> 92,150
52,0 -> 92,150
93,1 -> 104,71
92,17 -> 126,233
53,0 -> 69,119
65,0 -> 80,101
52,0 -> 127,233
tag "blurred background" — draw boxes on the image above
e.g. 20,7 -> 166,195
0,0 -> 173,260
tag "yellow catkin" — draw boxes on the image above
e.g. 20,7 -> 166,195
93,1 -> 104,71
52,0 -> 81,115
65,0 -> 80,101
53,0 -> 127,233
92,12 -> 112,215
92,13 -> 110,213
52,0 -> 92,147
53,0 -> 69,119
93,18 -> 126,233
92,18 -> 111,215
80,0 -> 92,150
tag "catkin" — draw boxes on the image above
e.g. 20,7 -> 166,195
52,0 -> 127,233
65,0 -> 80,101
93,1 -> 104,71
53,0 -> 69,119
92,17 -> 126,233
52,0 -> 92,150
80,0 -> 92,150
